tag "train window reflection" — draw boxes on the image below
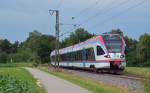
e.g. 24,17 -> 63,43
97,46 -> 105,55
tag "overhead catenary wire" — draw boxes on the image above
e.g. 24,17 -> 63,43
60,0 -> 121,38
60,0 -> 127,36
59,0 -> 146,40
59,24 -> 82,37
60,0 -> 103,37
56,0 -> 64,9
63,0 -> 103,24
59,28 -> 75,38
74,0 -> 102,19
81,0 -> 130,24
61,0 -> 147,37
88,0 -> 147,30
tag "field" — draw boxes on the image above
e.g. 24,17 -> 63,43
0,67 -> 46,93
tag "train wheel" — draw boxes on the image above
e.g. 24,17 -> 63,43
90,65 -> 98,73
99,70 -> 104,74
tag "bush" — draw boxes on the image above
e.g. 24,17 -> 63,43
7,51 -> 40,63
0,52 -> 7,63
0,74 -> 36,93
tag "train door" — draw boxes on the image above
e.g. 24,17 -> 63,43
82,49 -> 86,68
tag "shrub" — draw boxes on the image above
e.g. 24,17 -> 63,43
0,74 -> 36,93
0,52 -> 7,63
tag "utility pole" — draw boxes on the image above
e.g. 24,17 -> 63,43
49,10 -> 60,70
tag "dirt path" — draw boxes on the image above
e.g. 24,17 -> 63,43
25,68 -> 91,93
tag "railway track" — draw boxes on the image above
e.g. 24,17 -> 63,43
103,74 -> 150,82
63,67 -> 150,82
62,68 -> 145,93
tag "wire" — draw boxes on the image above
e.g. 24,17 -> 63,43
59,25 -> 82,37
56,0 -> 64,9
59,29 -> 73,37
61,0 -> 129,36
60,0 -> 103,38
74,0 -> 102,19
64,0 -> 103,23
60,23 -> 82,26
81,0 -> 130,24
60,0 -> 114,34
88,0 -> 147,30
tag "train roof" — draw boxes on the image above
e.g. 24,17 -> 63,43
51,35 -> 103,56
50,34 -> 123,56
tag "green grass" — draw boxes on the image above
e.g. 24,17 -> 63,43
125,67 -> 150,93
0,67 -> 46,93
39,66 -> 131,93
143,80 -> 150,93
125,67 -> 150,78
0,62 -> 34,67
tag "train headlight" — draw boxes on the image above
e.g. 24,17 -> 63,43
104,55 -> 111,58
120,55 -> 125,58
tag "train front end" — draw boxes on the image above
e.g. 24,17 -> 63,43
102,34 -> 126,71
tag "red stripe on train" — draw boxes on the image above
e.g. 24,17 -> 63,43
60,59 -> 126,62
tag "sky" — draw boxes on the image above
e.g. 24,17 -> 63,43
0,0 -> 150,42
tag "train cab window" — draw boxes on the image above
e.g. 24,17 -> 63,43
97,46 -> 105,55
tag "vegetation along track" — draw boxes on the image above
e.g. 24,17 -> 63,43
62,68 -> 145,93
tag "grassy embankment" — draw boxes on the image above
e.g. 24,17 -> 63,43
125,67 -> 150,93
39,66 -> 131,93
0,67 -> 46,93
125,67 -> 150,78
0,62 -> 34,67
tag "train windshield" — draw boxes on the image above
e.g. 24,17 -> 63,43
102,35 -> 123,53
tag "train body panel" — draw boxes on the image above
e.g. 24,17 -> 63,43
50,34 -> 126,71
51,61 -> 110,68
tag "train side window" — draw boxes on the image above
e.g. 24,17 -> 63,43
71,52 -> 73,61
97,46 -> 105,55
85,48 -> 95,60
90,48 -> 95,60
51,56 -> 54,61
79,50 -> 82,60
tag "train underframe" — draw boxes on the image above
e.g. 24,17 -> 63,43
55,61 -> 125,74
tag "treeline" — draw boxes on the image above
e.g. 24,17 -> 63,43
0,28 -> 150,67
0,31 -> 55,64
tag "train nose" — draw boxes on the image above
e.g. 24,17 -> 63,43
109,53 -> 121,59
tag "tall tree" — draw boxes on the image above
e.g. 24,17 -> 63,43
11,41 -> 19,53
0,39 -> 12,54
137,33 -> 150,66
22,30 -> 55,63
0,50 -> 7,63
124,36 -> 138,66
61,28 -> 94,48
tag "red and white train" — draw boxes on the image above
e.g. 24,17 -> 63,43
50,34 -> 126,73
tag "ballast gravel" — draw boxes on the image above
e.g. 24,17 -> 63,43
64,69 -> 144,93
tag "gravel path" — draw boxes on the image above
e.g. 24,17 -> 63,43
64,69 -> 144,93
25,68 -> 91,93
